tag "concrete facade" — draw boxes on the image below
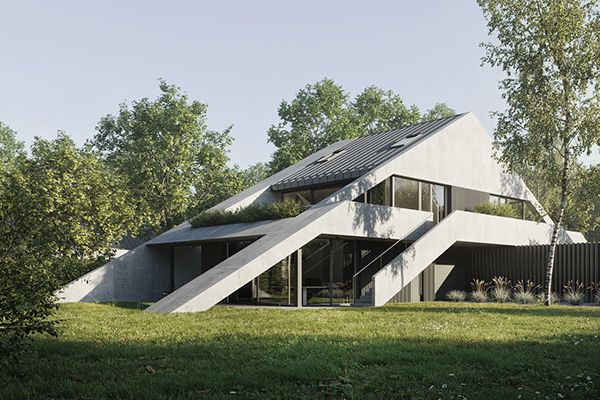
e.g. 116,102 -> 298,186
57,112 -> 586,312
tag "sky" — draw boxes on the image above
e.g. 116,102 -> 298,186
1,0 -> 597,167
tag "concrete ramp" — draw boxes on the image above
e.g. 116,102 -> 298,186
372,211 -> 572,306
146,202 -> 432,313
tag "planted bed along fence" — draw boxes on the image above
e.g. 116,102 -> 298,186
470,242 -> 600,303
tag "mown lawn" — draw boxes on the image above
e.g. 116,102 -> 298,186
1,303 -> 599,400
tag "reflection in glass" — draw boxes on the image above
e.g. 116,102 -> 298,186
312,186 -> 340,204
368,178 -> 391,206
256,255 -> 297,306
421,182 -> 432,212
301,239 -> 354,305
432,184 -> 445,224
283,190 -> 311,206
394,177 -> 419,210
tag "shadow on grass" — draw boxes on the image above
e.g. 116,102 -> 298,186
3,331 -> 599,400
106,302 -> 151,310
369,302 -> 600,319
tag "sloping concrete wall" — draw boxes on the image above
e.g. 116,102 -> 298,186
323,113 -> 552,224
56,245 -> 170,303
146,202 -> 433,313
372,211 -> 574,307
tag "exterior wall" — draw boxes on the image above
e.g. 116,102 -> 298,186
57,245 -> 170,303
470,242 -> 600,302
324,113 -> 552,224
389,276 -> 421,303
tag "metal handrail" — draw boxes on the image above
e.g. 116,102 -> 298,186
351,214 -> 436,302
302,241 -> 349,276
352,238 -> 405,281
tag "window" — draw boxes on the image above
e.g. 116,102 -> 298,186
490,194 -> 525,219
432,184 -> 446,224
352,176 -> 447,222
312,186 -> 340,203
280,185 -> 342,205
393,176 -> 447,222
368,178 -> 391,206
393,177 -> 419,210
283,190 -> 311,206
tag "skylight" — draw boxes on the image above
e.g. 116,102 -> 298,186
390,132 -> 422,148
315,149 -> 347,163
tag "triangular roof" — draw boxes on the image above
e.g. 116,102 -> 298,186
270,113 -> 466,191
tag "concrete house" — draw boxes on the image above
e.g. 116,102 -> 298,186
58,113 -> 586,312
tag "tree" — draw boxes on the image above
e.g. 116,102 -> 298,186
479,0 -> 600,304
1,133 -> 135,353
240,162 -> 270,188
352,86 -> 421,134
0,167 -> 57,354
267,78 -> 455,172
267,79 -> 357,172
520,162 -> 600,240
422,103 -> 457,122
92,80 -> 235,233
0,122 -> 24,170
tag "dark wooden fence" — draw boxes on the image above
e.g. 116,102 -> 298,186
470,243 -> 600,302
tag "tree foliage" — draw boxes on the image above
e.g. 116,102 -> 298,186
267,79 -> 455,172
522,163 -> 600,241
352,85 -> 421,135
421,103 -> 457,122
1,133 -> 134,353
0,122 -> 24,170
479,0 -> 600,304
92,80 -> 235,233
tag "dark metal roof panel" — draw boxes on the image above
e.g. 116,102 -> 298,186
270,113 -> 466,191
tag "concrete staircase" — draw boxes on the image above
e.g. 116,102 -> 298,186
352,286 -> 373,307
146,202 -> 432,313
371,211 -> 569,307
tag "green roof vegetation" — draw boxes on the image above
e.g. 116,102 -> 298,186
472,202 -> 522,219
190,199 -> 305,228
9,302 -> 600,399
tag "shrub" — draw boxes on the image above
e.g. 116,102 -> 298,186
191,199 -> 306,228
513,280 -> 538,304
469,279 -> 488,302
446,290 -> 467,302
472,202 -> 521,219
537,292 -> 560,305
0,254 -> 58,355
491,276 -> 511,303
563,280 -> 585,305
591,282 -> 600,305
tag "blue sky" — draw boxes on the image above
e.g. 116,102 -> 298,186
1,1 -> 597,167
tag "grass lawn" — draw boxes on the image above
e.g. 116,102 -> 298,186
2,302 -> 599,400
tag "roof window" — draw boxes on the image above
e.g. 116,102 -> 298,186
315,149 -> 347,163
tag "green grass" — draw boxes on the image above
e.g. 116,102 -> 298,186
2,302 -> 600,400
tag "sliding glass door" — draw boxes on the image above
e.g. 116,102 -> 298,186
301,239 -> 354,306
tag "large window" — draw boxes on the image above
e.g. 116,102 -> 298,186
393,176 -> 447,223
281,184 -> 342,205
302,239 -> 354,305
368,178 -> 392,206
353,176 -> 448,222
394,177 -> 419,209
